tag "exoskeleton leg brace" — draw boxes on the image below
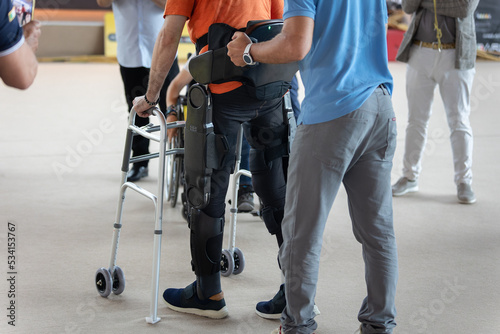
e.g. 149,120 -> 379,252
184,84 -> 232,210
183,84 -> 234,298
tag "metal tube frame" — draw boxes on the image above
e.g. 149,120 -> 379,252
227,126 -> 251,256
106,107 -> 184,324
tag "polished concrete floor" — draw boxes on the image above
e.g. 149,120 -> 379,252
0,60 -> 499,333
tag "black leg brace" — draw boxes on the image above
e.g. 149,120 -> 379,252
189,209 -> 224,300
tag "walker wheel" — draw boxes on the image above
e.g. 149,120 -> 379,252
111,266 -> 125,295
220,249 -> 234,277
232,247 -> 245,275
95,267 -> 112,297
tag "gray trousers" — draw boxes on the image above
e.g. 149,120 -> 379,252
279,86 -> 399,334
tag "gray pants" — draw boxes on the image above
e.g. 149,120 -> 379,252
279,86 -> 399,334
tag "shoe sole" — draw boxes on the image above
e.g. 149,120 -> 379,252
256,304 -> 320,320
458,197 -> 476,204
164,300 -> 229,319
256,309 -> 281,320
392,185 -> 418,197
237,203 -> 255,213
127,172 -> 148,182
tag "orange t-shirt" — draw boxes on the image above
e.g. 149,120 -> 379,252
164,0 -> 283,94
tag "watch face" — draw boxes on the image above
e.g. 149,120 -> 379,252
243,54 -> 253,64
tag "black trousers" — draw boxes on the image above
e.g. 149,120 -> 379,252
202,85 -> 287,219
119,60 -> 180,167
193,86 -> 288,298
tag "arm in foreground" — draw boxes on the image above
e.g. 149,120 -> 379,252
0,20 -> 41,90
227,16 -> 314,66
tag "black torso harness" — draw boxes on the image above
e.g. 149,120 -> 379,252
189,19 -> 299,100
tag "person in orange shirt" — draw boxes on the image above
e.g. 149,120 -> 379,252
133,0 -> 287,319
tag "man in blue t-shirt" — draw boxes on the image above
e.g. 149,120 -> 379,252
228,1 -> 398,333
0,0 -> 40,89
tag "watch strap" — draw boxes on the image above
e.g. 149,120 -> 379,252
243,43 -> 255,65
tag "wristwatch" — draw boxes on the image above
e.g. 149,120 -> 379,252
166,104 -> 178,117
243,43 -> 256,66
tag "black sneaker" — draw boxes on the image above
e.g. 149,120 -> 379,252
163,281 -> 228,319
127,166 -> 148,182
256,284 -> 286,319
237,192 -> 255,212
256,284 -> 321,320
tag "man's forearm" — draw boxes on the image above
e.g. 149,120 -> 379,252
227,16 -> 313,67
252,16 -> 313,64
166,68 -> 192,106
147,39 -> 177,102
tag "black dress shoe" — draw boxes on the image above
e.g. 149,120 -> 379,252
127,166 -> 148,182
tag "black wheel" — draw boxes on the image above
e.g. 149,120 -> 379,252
232,247 -> 245,275
220,249 -> 234,277
95,267 -> 112,297
111,266 -> 125,295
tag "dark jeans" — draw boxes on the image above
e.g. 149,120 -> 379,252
119,61 -> 180,167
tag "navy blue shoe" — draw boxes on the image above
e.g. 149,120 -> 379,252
163,281 -> 228,319
256,284 -> 286,319
256,284 -> 320,320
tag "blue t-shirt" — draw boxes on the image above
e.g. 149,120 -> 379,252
284,0 -> 393,125
0,0 -> 24,57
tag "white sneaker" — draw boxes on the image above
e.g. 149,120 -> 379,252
392,177 -> 418,196
457,183 -> 476,204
